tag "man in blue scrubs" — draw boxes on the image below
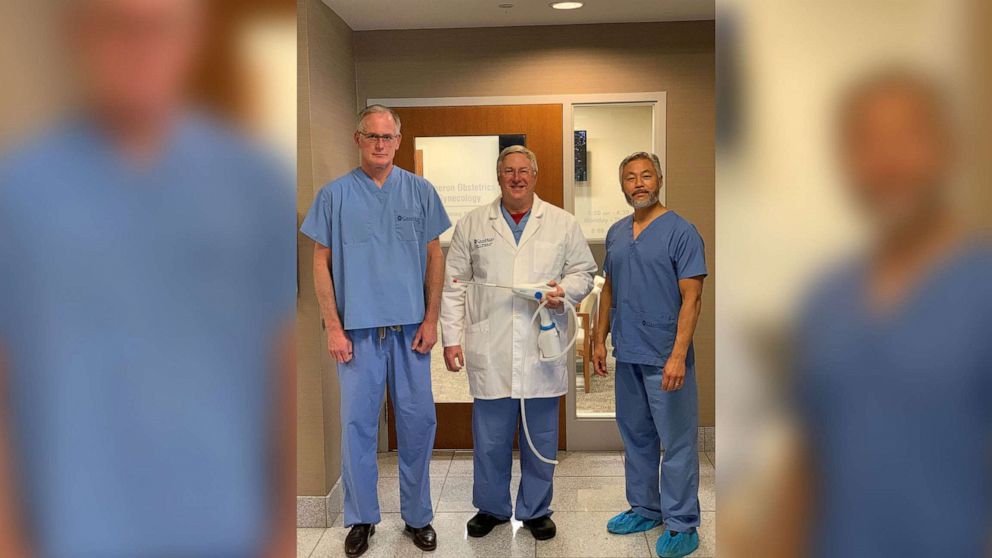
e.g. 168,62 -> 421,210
592,152 -> 707,558
301,105 -> 450,557
771,73 -> 992,558
0,1 -> 294,556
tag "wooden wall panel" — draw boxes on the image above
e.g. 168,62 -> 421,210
393,104 -> 564,208
387,400 -> 567,451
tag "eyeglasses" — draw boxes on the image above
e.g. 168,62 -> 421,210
499,168 -> 534,178
358,132 -> 399,144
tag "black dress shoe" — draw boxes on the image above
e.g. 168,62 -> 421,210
466,512 -> 509,538
404,523 -> 438,551
522,515 -> 556,540
344,523 -> 374,557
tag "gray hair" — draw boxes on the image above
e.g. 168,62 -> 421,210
618,152 -> 663,185
497,145 -> 539,175
357,104 -> 402,134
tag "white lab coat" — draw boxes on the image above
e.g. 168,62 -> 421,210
441,196 -> 597,399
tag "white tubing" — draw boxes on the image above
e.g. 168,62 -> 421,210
520,296 -> 578,466
519,396 -> 557,465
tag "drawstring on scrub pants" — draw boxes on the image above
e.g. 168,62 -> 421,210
377,325 -> 402,348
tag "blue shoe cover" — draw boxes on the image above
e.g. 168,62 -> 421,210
606,509 -> 663,534
655,529 -> 700,557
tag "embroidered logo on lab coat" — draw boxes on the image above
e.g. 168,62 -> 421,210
472,237 -> 495,249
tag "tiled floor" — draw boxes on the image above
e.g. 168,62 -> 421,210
298,451 -> 716,557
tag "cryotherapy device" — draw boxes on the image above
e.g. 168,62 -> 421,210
453,279 -> 580,465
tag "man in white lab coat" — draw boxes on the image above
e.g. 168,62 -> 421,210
441,145 -> 596,540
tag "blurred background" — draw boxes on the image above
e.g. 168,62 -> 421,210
0,0 -> 295,556
716,0 -> 991,556
1,0 -> 296,156
5,0 -> 992,555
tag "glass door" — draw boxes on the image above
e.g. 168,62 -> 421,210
566,101 -> 663,449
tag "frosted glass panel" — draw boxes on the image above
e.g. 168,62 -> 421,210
573,104 -> 657,241
573,103 -> 656,418
416,135 -> 502,243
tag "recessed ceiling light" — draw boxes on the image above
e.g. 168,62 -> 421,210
498,3 -> 514,8
550,1 -> 584,9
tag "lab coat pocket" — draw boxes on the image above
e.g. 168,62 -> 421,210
630,310 -> 676,358
463,318 -> 491,373
535,334 -> 570,395
343,211 -> 371,245
532,240 -> 564,279
394,209 -> 424,241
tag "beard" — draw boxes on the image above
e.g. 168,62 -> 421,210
625,188 -> 660,209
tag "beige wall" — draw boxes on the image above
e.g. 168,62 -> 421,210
353,21 -> 716,425
0,1 -> 71,147
297,0 -> 357,497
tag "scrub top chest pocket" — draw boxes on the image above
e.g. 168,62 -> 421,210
394,209 -> 424,241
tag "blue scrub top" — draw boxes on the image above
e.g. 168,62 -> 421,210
603,211 -> 707,366
300,166 -> 451,330
796,243 -> 992,558
0,115 -> 294,557
499,202 -> 531,244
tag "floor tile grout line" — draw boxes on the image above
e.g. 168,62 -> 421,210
306,527 -> 328,558
643,529 -> 655,558
434,453 -> 452,520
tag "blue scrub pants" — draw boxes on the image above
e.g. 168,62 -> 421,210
615,361 -> 700,532
338,324 -> 436,528
472,396 -> 559,521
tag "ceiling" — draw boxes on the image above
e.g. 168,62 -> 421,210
322,0 -> 715,31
